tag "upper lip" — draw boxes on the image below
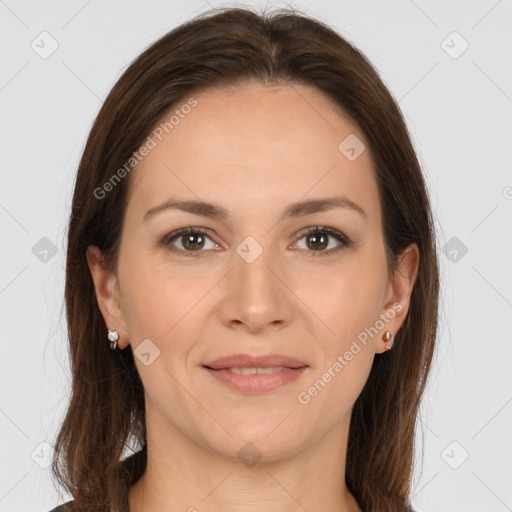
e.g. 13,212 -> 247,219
203,353 -> 308,370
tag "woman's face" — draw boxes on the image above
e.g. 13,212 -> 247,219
89,81 -> 418,461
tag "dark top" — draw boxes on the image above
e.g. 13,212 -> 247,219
48,501 -> 74,512
49,499 -> 416,511
50,501 -> 415,512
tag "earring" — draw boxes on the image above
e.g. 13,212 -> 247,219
107,329 -> 119,350
382,330 -> 393,350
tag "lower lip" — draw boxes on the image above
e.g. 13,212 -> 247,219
203,367 -> 308,394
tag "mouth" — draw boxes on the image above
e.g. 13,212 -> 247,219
212,366 -> 295,375
202,353 -> 309,394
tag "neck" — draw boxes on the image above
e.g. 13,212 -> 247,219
128,408 -> 362,512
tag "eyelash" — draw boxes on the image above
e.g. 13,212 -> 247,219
161,226 -> 351,258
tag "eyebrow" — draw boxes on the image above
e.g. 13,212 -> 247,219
143,196 -> 368,222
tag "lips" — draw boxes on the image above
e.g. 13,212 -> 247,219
202,353 -> 308,370
202,353 -> 309,394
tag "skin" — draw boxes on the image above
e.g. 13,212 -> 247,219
87,81 -> 419,512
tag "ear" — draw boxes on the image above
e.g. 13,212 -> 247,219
376,242 -> 419,354
86,245 -> 130,349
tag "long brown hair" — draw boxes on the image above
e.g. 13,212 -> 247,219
51,6 -> 439,511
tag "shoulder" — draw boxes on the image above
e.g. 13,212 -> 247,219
396,500 -> 416,512
47,500 -> 74,512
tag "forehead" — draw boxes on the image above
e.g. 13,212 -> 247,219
126,81 -> 381,225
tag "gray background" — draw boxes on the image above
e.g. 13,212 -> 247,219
1,1 -> 511,511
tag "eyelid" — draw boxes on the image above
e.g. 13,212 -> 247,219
161,226 -> 212,245
294,225 -> 350,245
161,225 -> 351,257
291,225 -> 351,256
161,226 -> 219,257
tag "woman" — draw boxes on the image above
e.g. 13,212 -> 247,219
49,6 -> 439,512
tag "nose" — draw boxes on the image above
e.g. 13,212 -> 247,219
218,240 -> 294,334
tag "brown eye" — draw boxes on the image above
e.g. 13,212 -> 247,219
181,232 -> 206,251
294,226 -> 351,257
305,232 -> 329,251
162,227 -> 218,256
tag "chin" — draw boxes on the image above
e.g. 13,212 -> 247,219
200,421 -> 313,463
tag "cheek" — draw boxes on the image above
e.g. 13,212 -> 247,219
298,264 -> 383,407
301,255 -> 385,416
306,257 -> 387,344
296,340 -> 374,435
118,251 -> 217,346
117,248 -> 173,338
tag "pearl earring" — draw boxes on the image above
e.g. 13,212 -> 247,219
382,330 -> 393,350
107,329 -> 119,350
